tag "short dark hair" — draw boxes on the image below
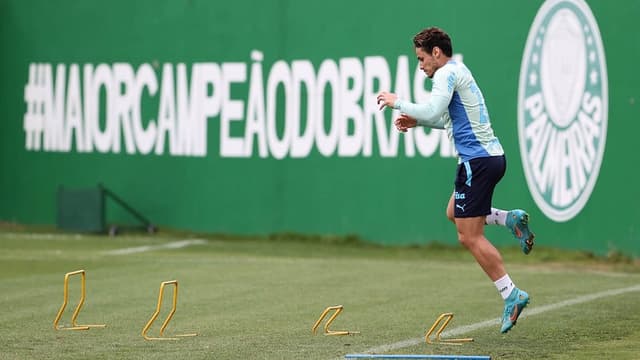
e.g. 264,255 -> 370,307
413,27 -> 453,57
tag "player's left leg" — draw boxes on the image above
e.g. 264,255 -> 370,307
454,216 -> 529,333
446,192 -> 455,223
454,155 -> 529,333
501,286 -> 529,333
455,216 -> 507,280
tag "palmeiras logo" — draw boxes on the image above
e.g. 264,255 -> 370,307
518,0 -> 608,222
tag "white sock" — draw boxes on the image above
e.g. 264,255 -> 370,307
485,208 -> 508,226
494,274 -> 515,300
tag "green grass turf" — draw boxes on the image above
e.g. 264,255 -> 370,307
0,230 -> 639,359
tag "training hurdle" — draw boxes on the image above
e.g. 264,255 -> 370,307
142,280 -> 197,340
345,355 -> 491,359
425,313 -> 473,345
53,269 -> 106,330
312,305 -> 359,335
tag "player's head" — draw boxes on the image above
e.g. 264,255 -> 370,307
413,27 -> 453,57
413,27 -> 453,78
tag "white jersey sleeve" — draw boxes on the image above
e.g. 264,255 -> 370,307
394,60 -> 504,161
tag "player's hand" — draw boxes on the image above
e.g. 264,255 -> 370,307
377,91 -> 398,110
394,113 -> 417,133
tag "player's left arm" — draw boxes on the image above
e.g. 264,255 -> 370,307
378,68 -> 454,129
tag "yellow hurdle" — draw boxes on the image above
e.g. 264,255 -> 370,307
53,269 -> 106,330
312,305 -> 359,336
425,313 -> 473,345
142,280 -> 197,340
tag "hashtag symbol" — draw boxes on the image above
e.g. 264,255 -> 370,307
23,63 -> 46,151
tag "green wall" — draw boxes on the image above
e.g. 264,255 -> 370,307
1,0 -> 637,256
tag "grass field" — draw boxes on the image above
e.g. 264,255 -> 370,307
1,229 -> 639,359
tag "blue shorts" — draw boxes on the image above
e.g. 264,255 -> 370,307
453,155 -> 506,218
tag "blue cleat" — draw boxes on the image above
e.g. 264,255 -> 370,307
501,288 -> 529,333
506,209 -> 535,254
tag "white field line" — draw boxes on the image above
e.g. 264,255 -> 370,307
356,283 -> 640,356
104,239 -> 207,255
1,232 -> 88,240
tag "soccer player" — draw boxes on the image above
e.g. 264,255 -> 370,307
377,27 -> 535,333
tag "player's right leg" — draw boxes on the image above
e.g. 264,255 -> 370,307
505,209 -> 535,255
485,208 -> 535,255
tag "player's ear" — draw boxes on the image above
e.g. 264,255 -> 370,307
432,47 -> 440,58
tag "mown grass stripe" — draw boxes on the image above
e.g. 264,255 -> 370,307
358,283 -> 640,355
